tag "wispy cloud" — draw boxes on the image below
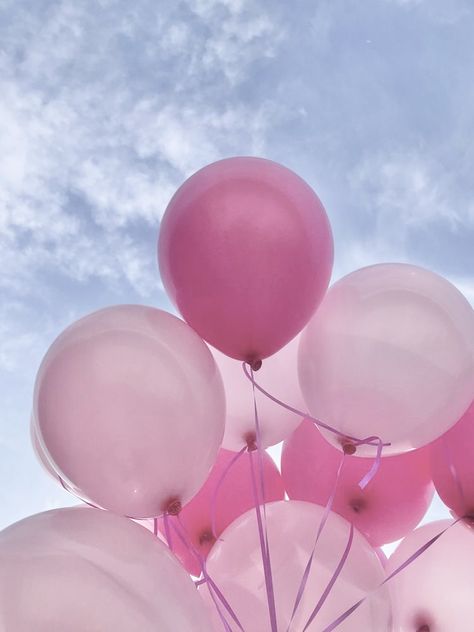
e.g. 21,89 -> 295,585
0,0 -> 472,529
0,0 -> 282,306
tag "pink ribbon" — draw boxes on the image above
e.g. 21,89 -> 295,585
322,519 -> 461,631
241,363 -> 389,489
287,453 -> 346,631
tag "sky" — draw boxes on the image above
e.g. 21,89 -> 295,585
1,0 -> 473,537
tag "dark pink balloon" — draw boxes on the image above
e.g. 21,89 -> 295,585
431,401 -> 474,519
158,448 -> 285,576
158,157 -> 333,362
281,420 -> 434,546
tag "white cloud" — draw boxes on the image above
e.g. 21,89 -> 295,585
0,0 -> 282,306
351,151 -> 462,228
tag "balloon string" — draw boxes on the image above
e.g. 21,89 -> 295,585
171,516 -> 244,632
303,524 -> 355,632
287,453 -> 346,631
168,519 -> 232,630
442,440 -> 466,512
162,512 -> 173,551
194,577 -> 207,587
249,366 -> 279,632
153,517 -> 158,537
211,445 -> 247,540
241,363 -> 389,488
322,518 -> 462,631
249,450 -> 278,632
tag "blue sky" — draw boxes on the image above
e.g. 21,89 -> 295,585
1,0 -> 473,533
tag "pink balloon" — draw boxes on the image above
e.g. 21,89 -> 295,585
282,420 -> 434,546
299,263 -> 474,455
30,416 -> 58,480
212,335 -> 306,449
33,305 -> 225,518
201,500 -> 391,631
386,519 -> 474,631
376,547 -> 388,568
158,157 -> 333,363
0,507 -> 212,631
158,448 -> 285,576
431,401 -> 474,519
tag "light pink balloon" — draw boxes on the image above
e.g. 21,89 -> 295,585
282,420 -> 434,546
386,519 -> 474,631
201,500 -> 391,631
299,263 -> 474,455
158,448 -> 285,576
33,305 -> 225,518
158,156 -> 333,363
212,335 -> 306,449
376,547 -> 388,568
431,401 -> 474,519
30,416 -> 58,480
0,507 -> 212,631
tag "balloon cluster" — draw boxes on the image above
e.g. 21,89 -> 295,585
1,157 -> 474,631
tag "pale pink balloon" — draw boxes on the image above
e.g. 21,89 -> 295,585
30,416 -> 58,480
33,305 -> 225,518
158,448 -> 285,576
386,519 -> 474,631
299,264 -> 474,455
376,547 -> 388,568
201,500 -> 391,631
212,335 -> 306,450
158,156 -> 333,363
282,420 -> 434,546
0,507 -> 212,631
431,401 -> 474,519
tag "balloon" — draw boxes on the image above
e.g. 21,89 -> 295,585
298,263 -> 474,455
212,335 -> 306,450
0,507 -> 212,631
158,448 -> 285,576
376,547 -> 388,568
33,305 -> 225,518
431,401 -> 474,519
30,415 -> 58,480
282,420 -> 434,546
386,519 -> 474,631
201,500 -> 391,631
158,156 -> 333,363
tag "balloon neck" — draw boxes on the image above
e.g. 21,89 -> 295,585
342,441 -> 356,456
462,512 -> 474,527
246,358 -> 262,372
164,498 -> 182,516
414,613 -> 432,632
199,529 -> 216,546
349,497 -> 366,514
244,431 -> 258,452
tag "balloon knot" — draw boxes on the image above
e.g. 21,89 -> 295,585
349,498 -> 366,514
165,498 -> 182,516
342,441 -> 356,455
244,431 -> 258,452
414,612 -> 432,632
246,358 -> 262,372
199,529 -> 216,546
